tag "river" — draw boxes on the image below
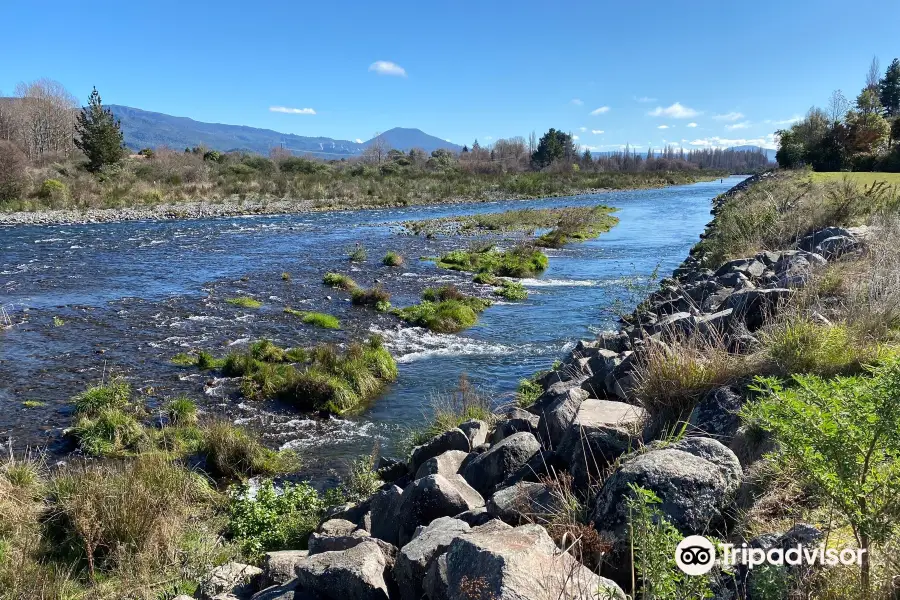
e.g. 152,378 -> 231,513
0,176 -> 745,480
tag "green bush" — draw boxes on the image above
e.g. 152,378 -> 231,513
166,395 -> 198,426
322,272 -> 358,290
72,407 -> 146,457
348,244 -> 367,262
226,479 -> 323,561
494,280 -> 528,301
38,179 -> 67,201
199,421 -> 298,479
382,251 -> 404,267
516,378 -> 543,407
436,244 -> 548,278
351,286 -> 391,311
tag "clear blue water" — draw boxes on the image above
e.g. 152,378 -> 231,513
0,176 -> 744,476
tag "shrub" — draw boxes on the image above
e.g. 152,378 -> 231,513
494,280 -> 528,301
762,317 -> 881,377
330,454 -> 383,505
166,395 -> 198,426
743,358 -> 900,592
225,296 -> 262,309
382,251 -> 404,267
436,243 -> 548,278
322,272 -> 358,290
226,479 -> 323,560
351,286 -> 391,311
348,244 -> 367,262
516,378 -> 543,407
38,179 -> 68,201
472,272 -> 498,285
199,420 -> 298,479
283,308 -> 340,329
0,140 -> 27,202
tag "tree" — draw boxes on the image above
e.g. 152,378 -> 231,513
0,140 -> 27,201
866,55 -> 881,92
827,89 -> 850,125
362,134 -> 390,164
74,87 -> 126,172
879,58 -> 900,117
847,90 -> 890,154
744,358 -> 900,592
531,128 -> 577,168
12,78 -> 78,162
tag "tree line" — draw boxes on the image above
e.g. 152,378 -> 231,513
777,56 -> 900,171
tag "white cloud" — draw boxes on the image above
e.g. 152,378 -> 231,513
590,106 -> 610,115
725,121 -> 751,131
369,60 -> 407,77
648,102 -> 700,118
686,122 -> 698,128
571,98 -> 584,106
687,133 -> 777,149
484,136 -> 493,140
657,125 -> 670,130
354,138 -> 363,144
591,129 -> 604,134
713,112 -> 744,122
269,106 -> 316,115
572,135 -> 580,140
579,126 -> 587,132
764,116 -> 802,126
635,96 -> 657,103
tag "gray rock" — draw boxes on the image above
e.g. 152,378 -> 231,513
461,432 -> 541,497
688,387 -> 743,442
535,385 -> 587,449
262,550 -> 309,587
815,235 -> 859,259
556,399 -> 648,491
415,449 -> 470,480
395,517 -> 471,600
798,227 -> 853,252
369,484 -> 403,545
375,456 -> 408,483
409,428 -> 470,474
499,449 -> 567,488
772,251 -> 825,288
294,540 -> 390,600
593,437 -> 742,538
318,518 -> 358,537
453,506 -> 494,526
491,409 -> 539,443
396,474 -> 485,546
458,419 -> 489,447
719,288 -> 791,331
442,524 -> 625,600
308,531 -> 392,558
250,582 -> 306,600
199,562 -> 263,600
583,348 -> 623,397
486,481 -> 559,525
696,308 -> 734,338
528,378 -> 589,414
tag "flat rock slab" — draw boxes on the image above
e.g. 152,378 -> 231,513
294,540 -> 390,600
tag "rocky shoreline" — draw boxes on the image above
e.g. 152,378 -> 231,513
175,173 -> 866,600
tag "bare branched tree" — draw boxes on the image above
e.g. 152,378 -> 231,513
827,89 -> 850,125
362,133 -> 390,164
13,78 -> 78,163
867,56 -> 881,91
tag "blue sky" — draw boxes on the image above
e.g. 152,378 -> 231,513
3,0 -> 900,151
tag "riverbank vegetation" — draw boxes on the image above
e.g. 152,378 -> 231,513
436,242 -> 549,278
283,307 -> 341,329
394,285 -> 492,333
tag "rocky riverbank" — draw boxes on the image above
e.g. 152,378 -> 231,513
168,173 -> 878,600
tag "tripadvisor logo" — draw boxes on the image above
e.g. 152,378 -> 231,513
675,535 -> 866,575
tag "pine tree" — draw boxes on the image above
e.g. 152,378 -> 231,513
879,58 -> 900,117
74,87 -> 126,172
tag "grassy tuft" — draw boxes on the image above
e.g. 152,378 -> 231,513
408,375 -> 493,448
225,296 -> 262,309
166,395 -> 198,426
516,377 -> 543,407
284,307 -> 340,329
437,243 -> 548,278
322,272 -> 358,290
199,420 -> 299,479
396,286 -> 491,333
382,251 -> 404,267
494,280 -> 528,301
348,244 -> 367,262
281,272 -> 291,281
351,285 -> 391,311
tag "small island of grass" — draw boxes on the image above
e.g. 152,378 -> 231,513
436,243 -> 548,278
225,296 -> 262,309
284,308 -> 341,329
395,285 -> 492,333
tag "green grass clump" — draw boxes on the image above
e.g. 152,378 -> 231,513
225,296 -> 262,309
52,316 -> 64,327
436,243 -> 548,278
351,285 -> 391,312
348,244 -> 367,262
224,337 -> 397,414
199,420 -> 298,479
535,206 -> 620,248
322,272 -> 358,290
383,251 -> 404,267
494,280 -> 528,301
284,308 -> 340,329
762,317 -> 883,377
473,272 -> 498,285
21,400 -> 46,408
408,376 -> 493,447
171,351 -> 224,369
396,286 -> 491,333
166,395 -> 198,426
73,379 -> 131,415
281,272 -> 291,281
72,406 -> 147,457
516,378 -> 543,407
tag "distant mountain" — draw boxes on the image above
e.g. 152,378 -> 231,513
366,128 -> 462,154
729,145 -> 777,161
107,106 -> 460,158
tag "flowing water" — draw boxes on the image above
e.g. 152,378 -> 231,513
0,176 -> 745,480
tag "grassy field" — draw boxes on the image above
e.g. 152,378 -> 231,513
807,172 -> 900,186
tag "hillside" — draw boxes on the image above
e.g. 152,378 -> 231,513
106,105 -> 461,158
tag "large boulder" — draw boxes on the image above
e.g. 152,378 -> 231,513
797,227 -> 853,252
556,399 -> 648,491
772,251 -> 825,288
262,550 -> 308,587
440,524 -> 625,600
458,419 -> 489,447
294,540 -> 390,600
394,517 -> 471,600
369,484 -> 403,545
582,349 -> 623,397
415,449 -> 470,480
535,386 -> 587,449
198,562 -> 263,600
527,379 -> 588,415
486,481 -> 560,525
395,475 -> 485,546
461,432 -> 541,497
688,386 -> 743,442
409,429 -> 471,474
592,437 -> 742,538
814,235 -> 860,260
719,288 -> 791,331
491,408 -> 539,443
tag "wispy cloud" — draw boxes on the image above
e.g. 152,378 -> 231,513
579,126 -> 587,132
657,125 -> 670,130
725,121 -> 751,131
571,98 -> 584,106
686,122 -> 698,128
369,60 -> 407,77
688,134 -> 777,149
591,129 -> 604,134
764,116 -> 802,126
713,112 -> 744,122
635,96 -> 657,103
484,136 -> 493,140
269,106 -> 316,115
354,138 -> 363,144
590,106 -> 611,115
648,102 -> 700,118
572,135 -> 580,140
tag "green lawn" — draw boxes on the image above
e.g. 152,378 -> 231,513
807,172 -> 900,186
